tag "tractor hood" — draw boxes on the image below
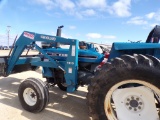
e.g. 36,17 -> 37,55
44,48 -> 104,63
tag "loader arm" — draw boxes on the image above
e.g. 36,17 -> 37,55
7,31 -> 79,92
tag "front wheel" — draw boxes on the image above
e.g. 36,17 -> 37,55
87,54 -> 160,120
18,78 -> 49,113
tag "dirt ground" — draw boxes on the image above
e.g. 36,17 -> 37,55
0,50 -> 91,120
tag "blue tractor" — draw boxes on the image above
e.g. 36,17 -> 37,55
0,25 -> 160,120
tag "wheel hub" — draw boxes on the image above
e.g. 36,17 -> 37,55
125,95 -> 144,112
30,92 -> 36,98
23,88 -> 37,106
130,100 -> 138,107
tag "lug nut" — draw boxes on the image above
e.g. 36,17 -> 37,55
126,103 -> 129,106
127,98 -> 130,101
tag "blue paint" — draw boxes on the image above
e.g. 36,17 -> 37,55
108,42 -> 160,62
114,42 -> 160,50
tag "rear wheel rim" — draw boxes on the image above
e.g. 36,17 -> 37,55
23,88 -> 37,106
104,79 -> 160,120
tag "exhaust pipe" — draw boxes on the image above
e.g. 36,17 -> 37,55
56,25 -> 64,37
56,25 -> 64,48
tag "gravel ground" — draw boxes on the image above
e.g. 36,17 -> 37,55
0,50 -> 91,120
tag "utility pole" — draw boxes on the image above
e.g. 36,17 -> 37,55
7,26 -> 11,48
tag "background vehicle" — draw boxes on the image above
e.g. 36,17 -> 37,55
3,46 -> 10,50
0,25 -> 160,120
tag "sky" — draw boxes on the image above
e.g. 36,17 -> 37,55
0,0 -> 160,46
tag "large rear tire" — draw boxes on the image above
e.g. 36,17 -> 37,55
18,78 -> 49,113
87,54 -> 160,120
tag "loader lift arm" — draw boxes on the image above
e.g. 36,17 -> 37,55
7,31 -> 79,92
